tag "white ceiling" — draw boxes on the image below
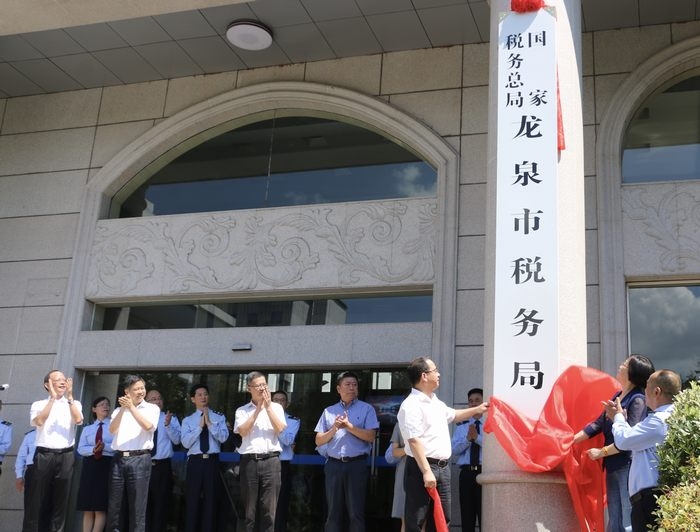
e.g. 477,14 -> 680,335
0,0 -> 698,98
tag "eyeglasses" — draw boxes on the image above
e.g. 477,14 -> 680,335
424,367 -> 439,374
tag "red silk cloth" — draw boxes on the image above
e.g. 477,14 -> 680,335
511,0 -> 546,12
426,486 -> 449,532
484,366 -> 619,531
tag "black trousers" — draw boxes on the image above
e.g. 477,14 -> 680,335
147,459 -> 173,532
27,448 -> 74,532
107,453 -> 152,532
323,458 -> 369,532
631,487 -> 661,532
403,456 -> 451,532
274,460 -> 292,532
458,467 -> 481,532
185,454 -> 220,532
240,454 -> 281,532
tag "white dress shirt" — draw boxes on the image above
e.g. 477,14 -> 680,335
110,400 -> 160,452
398,388 -> 455,460
31,396 -> 83,448
234,401 -> 285,454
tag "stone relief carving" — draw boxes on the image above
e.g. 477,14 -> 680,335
86,199 -> 437,300
622,185 -> 700,272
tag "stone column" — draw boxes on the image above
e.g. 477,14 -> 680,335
481,0 -> 586,530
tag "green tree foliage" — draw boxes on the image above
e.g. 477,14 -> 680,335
655,381 -> 700,530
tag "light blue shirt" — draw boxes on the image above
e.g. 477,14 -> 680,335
151,412 -> 181,460
314,399 -> 379,459
612,403 -> 674,496
78,418 -> 115,457
181,409 -> 229,456
0,418 -> 13,460
278,414 -> 300,461
15,429 -> 36,478
451,417 -> 484,466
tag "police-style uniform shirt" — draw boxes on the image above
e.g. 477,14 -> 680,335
0,418 -> 12,463
398,388 -> 455,461
151,412 -> 181,460
451,418 -> 483,466
181,409 -> 229,455
612,403 -> 674,497
78,418 -> 115,457
234,402 -> 285,454
15,429 -> 36,479
314,399 -> 379,459
278,413 -> 300,461
110,400 -> 160,452
30,396 -> 83,449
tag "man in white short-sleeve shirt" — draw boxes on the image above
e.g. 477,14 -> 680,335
28,370 -> 83,532
398,357 -> 488,532
107,374 -> 160,532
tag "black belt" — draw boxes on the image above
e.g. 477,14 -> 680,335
36,446 -> 74,454
460,464 -> 481,472
189,453 -> 219,460
329,454 -> 368,463
151,458 -> 171,465
116,449 -> 150,457
630,487 -> 660,504
242,451 -> 280,461
426,457 -> 450,468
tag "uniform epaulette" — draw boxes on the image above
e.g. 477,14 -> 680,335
25,428 -> 35,435
211,410 -> 224,416
1,420 -> 11,426
288,415 -> 299,420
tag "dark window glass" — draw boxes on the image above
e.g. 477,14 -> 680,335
117,116 -> 436,218
628,285 -> 700,387
98,294 -> 432,330
622,75 -> 700,183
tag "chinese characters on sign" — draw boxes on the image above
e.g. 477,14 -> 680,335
494,8 -> 557,418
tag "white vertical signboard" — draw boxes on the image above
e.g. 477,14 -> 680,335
494,8 -> 558,418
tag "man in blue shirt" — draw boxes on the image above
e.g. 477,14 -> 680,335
272,390 -> 300,532
182,383 -> 229,532
607,369 -> 681,532
451,387 -> 484,532
315,371 -> 379,532
0,399 -> 12,478
145,389 -> 182,532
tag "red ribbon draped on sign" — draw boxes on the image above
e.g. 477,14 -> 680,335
426,486 -> 449,532
484,365 -> 619,531
511,0 -> 546,12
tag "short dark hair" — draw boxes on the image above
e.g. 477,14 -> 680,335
406,357 -> 432,385
91,396 -> 110,419
122,375 -> 144,391
272,390 -> 288,400
651,370 -> 682,398
627,354 -> 655,389
467,388 -> 483,399
246,371 -> 266,386
336,371 -> 359,385
189,383 -> 209,397
44,369 -> 60,384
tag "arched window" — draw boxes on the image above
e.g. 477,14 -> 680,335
115,116 -> 437,218
622,74 -> 700,183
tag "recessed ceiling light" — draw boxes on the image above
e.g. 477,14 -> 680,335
226,20 -> 273,51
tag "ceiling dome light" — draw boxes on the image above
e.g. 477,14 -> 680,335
226,20 -> 273,51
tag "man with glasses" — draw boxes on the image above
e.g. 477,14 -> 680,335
314,371 -> 379,532
234,372 -> 286,532
398,357 -> 488,532
28,370 -> 83,532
